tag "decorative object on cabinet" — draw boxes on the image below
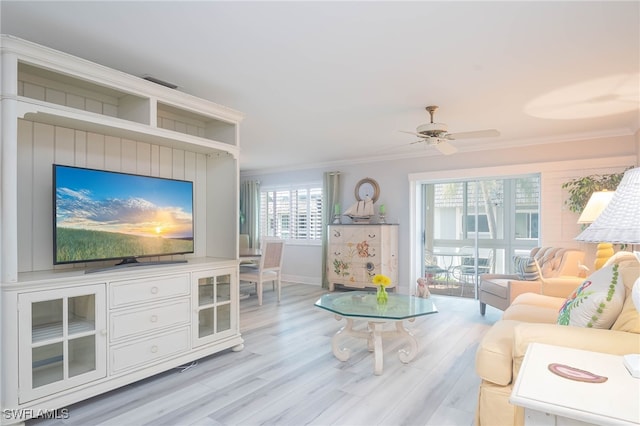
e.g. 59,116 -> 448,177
378,203 -> 386,224
354,177 -> 380,202
333,203 -> 341,224
327,224 -> 398,291
343,177 -> 380,224
0,35 -> 243,425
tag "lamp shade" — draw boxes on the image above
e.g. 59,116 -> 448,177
576,167 -> 640,244
577,191 -> 614,224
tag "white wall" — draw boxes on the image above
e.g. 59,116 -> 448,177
242,134 -> 638,291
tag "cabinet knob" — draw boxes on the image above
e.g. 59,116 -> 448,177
150,315 -> 158,323
150,345 -> 158,353
150,286 -> 159,294
101,329 -> 107,336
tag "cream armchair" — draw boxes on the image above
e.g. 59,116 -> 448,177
479,247 -> 585,315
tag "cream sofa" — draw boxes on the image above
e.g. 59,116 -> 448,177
475,252 -> 640,426
479,247 -> 586,315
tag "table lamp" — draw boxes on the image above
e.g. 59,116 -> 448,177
577,191 -> 615,269
576,167 -> 640,378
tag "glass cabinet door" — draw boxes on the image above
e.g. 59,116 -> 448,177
192,268 -> 236,346
19,283 -> 106,403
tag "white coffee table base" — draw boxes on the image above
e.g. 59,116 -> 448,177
331,315 -> 418,375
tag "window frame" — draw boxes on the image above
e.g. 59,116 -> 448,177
259,183 -> 323,245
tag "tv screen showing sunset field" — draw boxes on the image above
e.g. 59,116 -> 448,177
54,165 -> 194,264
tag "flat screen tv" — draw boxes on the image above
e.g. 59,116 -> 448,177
53,164 -> 194,269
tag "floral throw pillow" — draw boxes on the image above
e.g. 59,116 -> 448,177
557,264 -> 625,328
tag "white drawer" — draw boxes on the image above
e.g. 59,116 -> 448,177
330,226 -> 383,243
110,299 -> 190,341
110,327 -> 190,373
110,273 -> 189,307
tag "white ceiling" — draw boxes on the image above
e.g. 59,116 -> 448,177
2,1 -> 639,172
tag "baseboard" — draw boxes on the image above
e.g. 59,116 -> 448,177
282,274 -> 321,286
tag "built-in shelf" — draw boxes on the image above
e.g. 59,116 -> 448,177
157,102 -> 237,146
17,99 -> 239,157
18,61 -> 151,125
32,319 -> 95,344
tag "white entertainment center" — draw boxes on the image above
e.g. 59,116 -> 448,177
0,35 -> 244,424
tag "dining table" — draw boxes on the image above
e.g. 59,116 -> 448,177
238,248 -> 262,299
239,248 -> 262,261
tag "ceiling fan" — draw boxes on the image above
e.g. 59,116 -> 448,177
400,105 -> 500,155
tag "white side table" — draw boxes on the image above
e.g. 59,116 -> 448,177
510,343 -> 640,426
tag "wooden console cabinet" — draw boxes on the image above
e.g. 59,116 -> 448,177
0,35 -> 244,424
327,224 -> 399,291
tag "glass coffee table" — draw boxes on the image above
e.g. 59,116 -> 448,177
315,291 -> 438,375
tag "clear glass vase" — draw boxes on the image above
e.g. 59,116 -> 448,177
376,285 -> 388,305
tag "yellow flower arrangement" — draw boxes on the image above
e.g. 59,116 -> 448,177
372,274 -> 391,287
372,274 -> 391,304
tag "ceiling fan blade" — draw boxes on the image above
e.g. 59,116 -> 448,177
446,129 -> 500,140
434,140 -> 458,155
399,130 -> 425,138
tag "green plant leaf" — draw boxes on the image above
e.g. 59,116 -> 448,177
562,168 -> 631,213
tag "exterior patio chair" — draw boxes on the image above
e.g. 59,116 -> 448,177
424,249 -> 448,285
451,249 -> 494,296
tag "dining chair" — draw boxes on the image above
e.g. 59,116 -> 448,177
239,234 -> 250,249
239,238 -> 285,305
239,233 -> 255,266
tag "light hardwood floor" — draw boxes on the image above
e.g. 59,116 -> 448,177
28,283 -> 501,426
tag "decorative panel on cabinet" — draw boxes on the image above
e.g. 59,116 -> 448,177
327,224 -> 399,291
192,268 -> 237,347
17,283 -> 107,403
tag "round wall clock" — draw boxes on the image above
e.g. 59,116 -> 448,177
354,178 -> 380,203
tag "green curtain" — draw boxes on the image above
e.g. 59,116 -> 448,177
240,180 -> 260,248
321,171 -> 340,289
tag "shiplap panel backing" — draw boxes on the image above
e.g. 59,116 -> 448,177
17,119 -> 208,273
157,108 -> 206,139
19,75 -> 120,119
543,160 -> 632,268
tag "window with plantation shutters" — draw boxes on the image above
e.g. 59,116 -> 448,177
260,186 -> 323,241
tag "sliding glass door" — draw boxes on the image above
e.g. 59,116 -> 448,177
420,175 -> 540,298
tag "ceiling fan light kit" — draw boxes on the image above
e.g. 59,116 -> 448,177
416,122 -> 448,136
